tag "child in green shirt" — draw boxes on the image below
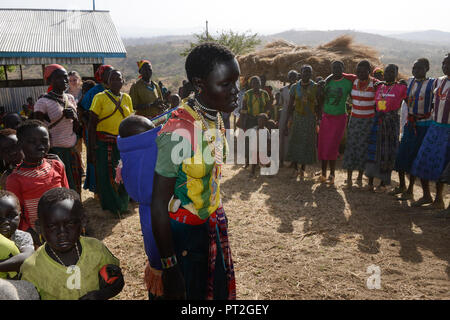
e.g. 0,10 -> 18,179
20,187 -> 124,300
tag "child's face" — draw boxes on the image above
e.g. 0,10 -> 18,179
40,199 -> 83,254
0,134 -> 23,166
0,196 -> 20,239
19,126 -> 50,163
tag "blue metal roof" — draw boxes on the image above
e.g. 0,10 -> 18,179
0,9 -> 126,62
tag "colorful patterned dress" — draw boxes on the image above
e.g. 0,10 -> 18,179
286,80 -> 318,164
154,99 -> 236,300
411,76 -> 450,181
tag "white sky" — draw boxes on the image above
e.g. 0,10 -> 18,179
1,0 -> 450,37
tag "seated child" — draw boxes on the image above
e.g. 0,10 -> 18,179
0,129 -> 24,190
20,187 -> 124,300
0,191 -> 34,279
118,114 -> 164,299
6,120 -> 69,247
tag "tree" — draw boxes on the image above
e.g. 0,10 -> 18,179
181,30 -> 261,57
0,66 -> 16,81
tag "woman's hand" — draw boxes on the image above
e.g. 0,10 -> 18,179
162,265 -> 186,300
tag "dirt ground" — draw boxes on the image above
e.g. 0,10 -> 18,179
81,154 -> 450,300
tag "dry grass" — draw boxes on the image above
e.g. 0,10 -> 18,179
81,150 -> 450,300
237,35 -> 383,81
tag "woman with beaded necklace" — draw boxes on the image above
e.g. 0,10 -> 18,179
151,43 -> 239,300
88,70 -> 133,215
33,65 -> 82,195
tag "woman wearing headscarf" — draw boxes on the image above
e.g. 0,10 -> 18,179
33,64 -> 82,194
129,60 -> 165,118
151,43 -> 238,300
88,70 -> 133,215
80,65 -> 113,195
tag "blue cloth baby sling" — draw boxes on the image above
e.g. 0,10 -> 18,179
117,109 -> 176,270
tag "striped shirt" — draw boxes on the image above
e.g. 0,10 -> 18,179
406,77 -> 435,121
433,76 -> 450,124
34,95 -> 77,148
350,78 -> 377,118
5,159 -> 69,231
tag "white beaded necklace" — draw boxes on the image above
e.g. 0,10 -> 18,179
48,242 -> 80,267
191,101 -> 226,165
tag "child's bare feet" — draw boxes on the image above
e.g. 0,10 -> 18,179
388,186 -> 406,196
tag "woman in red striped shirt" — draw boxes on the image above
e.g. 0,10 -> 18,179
342,60 -> 379,188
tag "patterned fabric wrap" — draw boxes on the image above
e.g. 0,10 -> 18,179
394,122 -> 429,173
169,206 -> 236,300
49,146 -> 82,194
343,116 -> 373,171
286,111 -> 317,164
95,132 -> 129,214
411,123 -> 450,181
366,111 -> 400,174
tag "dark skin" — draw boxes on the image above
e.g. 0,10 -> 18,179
3,113 -> 23,130
88,70 -> 124,165
34,69 -> 80,133
151,58 -> 240,300
366,64 -> 405,190
320,62 -> 346,183
345,64 -> 371,188
279,71 -> 298,167
38,198 -> 124,300
393,61 -> 429,199
285,66 -> 319,176
0,134 -> 23,168
18,126 -> 50,245
135,63 -> 165,111
411,56 -> 450,209
0,196 -> 34,273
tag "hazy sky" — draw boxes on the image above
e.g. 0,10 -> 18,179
1,0 -> 450,37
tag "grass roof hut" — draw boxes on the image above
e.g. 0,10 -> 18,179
237,35 -> 383,82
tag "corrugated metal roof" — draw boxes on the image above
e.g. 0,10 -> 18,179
0,9 -> 126,58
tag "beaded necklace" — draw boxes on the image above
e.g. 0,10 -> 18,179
190,100 -> 226,165
48,242 -> 80,267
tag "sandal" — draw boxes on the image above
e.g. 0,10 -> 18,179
388,187 -> 406,196
411,197 -> 434,207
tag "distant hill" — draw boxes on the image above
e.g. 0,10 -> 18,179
114,29 -> 450,93
389,30 -> 450,46
264,30 -> 449,78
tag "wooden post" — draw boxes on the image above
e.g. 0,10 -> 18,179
3,65 -> 9,87
19,65 -> 23,81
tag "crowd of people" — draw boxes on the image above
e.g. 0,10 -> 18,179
0,43 -> 448,300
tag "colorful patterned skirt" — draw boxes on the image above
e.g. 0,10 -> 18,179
287,111 -> 317,164
411,122 -> 450,182
95,132 -> 129,214
394,122 -> 430,173
169,206 -> 236,300
365,111 -> 400,184
49,146 -> 82,195
318,112 -> 347,161
342,116 -> 373,171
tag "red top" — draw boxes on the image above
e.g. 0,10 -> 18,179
6,159 -> 69,231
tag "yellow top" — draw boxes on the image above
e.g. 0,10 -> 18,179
20,237 -> 120,300
90,91 -> 134,135
0,233 -> 20,279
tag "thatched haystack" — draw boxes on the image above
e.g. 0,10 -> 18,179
237,35 -> 383,82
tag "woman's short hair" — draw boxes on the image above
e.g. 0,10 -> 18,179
185,43 -> 235,83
